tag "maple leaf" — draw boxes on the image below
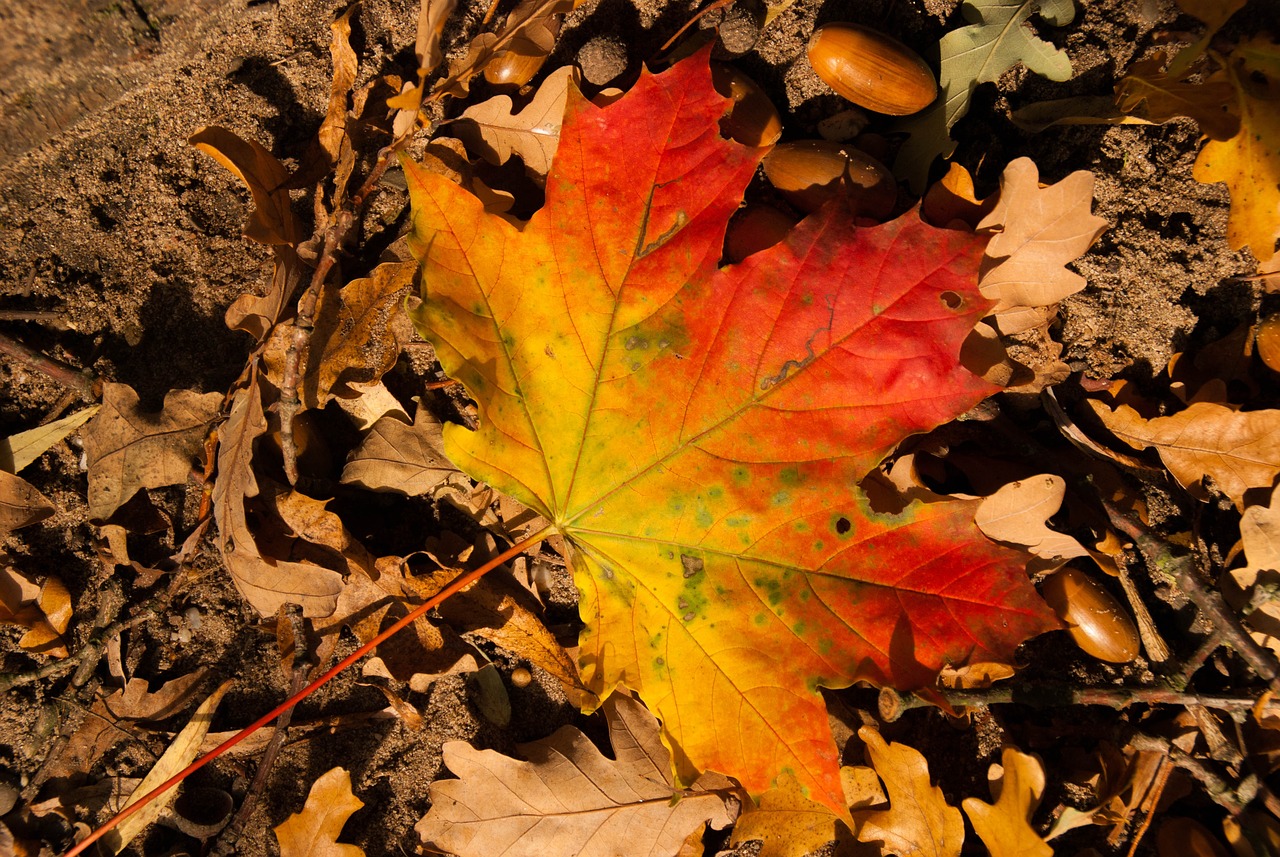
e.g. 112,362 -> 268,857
403,52 -> 1059,813
416,694 -> 737,857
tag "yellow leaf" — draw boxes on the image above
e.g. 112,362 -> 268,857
1193,38 -> 1280,264
853,726 -> 963,857
730,771 -> 844,857
961,747 -> 1053,857
274,767 -> 365,857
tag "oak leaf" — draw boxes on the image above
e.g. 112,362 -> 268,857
81,383 -> 222,521
1225,481 -> 1280,655
1115,54 -> 1239,141
0,566 -> 71,658
853,726 -> 964,857
976,158 -> 1108,334
404,52 -> 1058,813
274,766 -> 365,857
895,0 -> 1075,188
415,694 -> 738,857
454,65 -> 575,179
0,470 -> 55,537
961,747 -> 1052,857
340,405 -> 460,495
729,772 -> 843,857
1193,38 -> 1280,264
1087,399 -> 1280,511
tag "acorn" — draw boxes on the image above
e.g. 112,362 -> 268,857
484,46 -> 548,88
761,140 -> 896,217
807,23 -> 937,116
711,63 -> 782,147
725,204 -> 797,262
1040,567 -> 1141,663
1257,313 -> 1280,373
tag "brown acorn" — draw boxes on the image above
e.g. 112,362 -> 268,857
725,204 -> 797,263
761,140 -> 896,217
807,23 -> 937,116
484,47 -> 549,88
1040,567 -> 1141,663
711,63 -> 783,147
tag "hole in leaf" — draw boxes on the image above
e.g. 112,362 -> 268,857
940,291 -> 961,309
835,517 -> 851,534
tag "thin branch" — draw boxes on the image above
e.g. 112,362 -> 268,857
0,331 -> 99,400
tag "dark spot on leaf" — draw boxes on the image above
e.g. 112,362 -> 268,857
836,517 -> 851,534
681,554 -> 704,578
940,291 -> 961,309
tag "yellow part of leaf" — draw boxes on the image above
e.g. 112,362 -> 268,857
976,158 -> 1108,334
0,405 -> 100,474
854,726 -> 963,857
730,771 -> 844,857
961,747 -> 1053,857
274,766 -> 366,857
1088,399 -> 1280,511
0,567 -> 71,658
81,383 -> 222,521
1193,39 -> 1280,264
103,680 -> 234,854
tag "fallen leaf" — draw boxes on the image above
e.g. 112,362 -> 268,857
975,474 -> 1091,570
976,158 -> 1109,334
729,772 -> 843,857
0,567 -> 71,657
274,766 -> 365,857
0,470 -> 55,537
415,694 -> 738,857
1115,54 -> 1240,141
1157,816 -> 1231,857
1167,0 -> 1248,75
1087,399 -> 1280,511
853,726 -> 964,857
81,383 -> 222,521
895,0 -> 1075,188
1010,95 -> 1155,132
190,126 -> 301,246
102,680 -> 233,854
1193,38 -> 1280,264
404,50 -> 1059,812
212,379 -> 345,617
454,65 -> 575,180
0,406 -> 100,474
1225,482 -> 1280,654
961,747 -> 1052,857
263,260 -> 416,410
340,405 -> 460,495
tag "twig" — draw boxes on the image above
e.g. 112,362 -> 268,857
1103,500 -> 1280,696
65,527 -> 554,857
0,310 -> 74,328
0,607 -> 155,695
1129,732 -> 1278,815
877,683 -> 1278,722
0,331 -> 99,400
208,609 -> 312,857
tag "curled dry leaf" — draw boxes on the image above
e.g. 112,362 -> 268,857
102,680 -> 234,854
961,747 -> 1053,857
0,566 -> 71,658
81,383 -> 222,521
416,694 -> 739,857
0,469 -> 55,537
976,158 -> 1108,334
894,0 -> 1075,188
212,380 -> 345,617
263,261 -> 416,411
273,766 -> 365,857
189,126 -> 301,247
454,65 -> 576,180
853,726 -> 964,857
1087,398 -> 1280,511
975,474 -> 1095,573
1115,53 -> 1240,141
339,405 -> 460,496
0,405 -> 99,474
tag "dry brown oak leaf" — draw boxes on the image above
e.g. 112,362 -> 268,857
273,766 -> 365,857
403,49 -> 1060,815
416,694 -> 738,857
